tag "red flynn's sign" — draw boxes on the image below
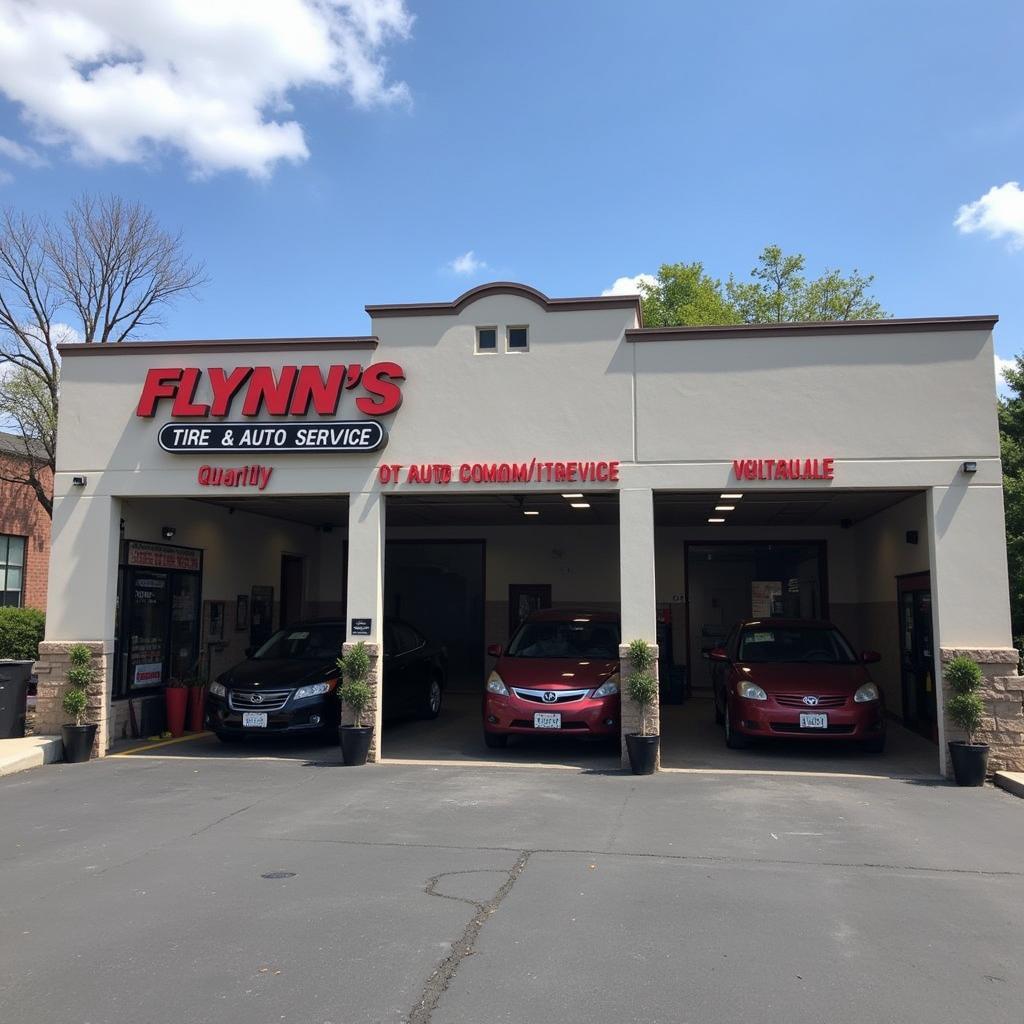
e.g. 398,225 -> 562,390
136,363 -> 405,418
732,458 -> 835,481
137,363 -> 404,454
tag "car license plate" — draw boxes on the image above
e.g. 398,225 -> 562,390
242,712 -> 268,728
799,713 -> 828,729
534,712 -> 561,729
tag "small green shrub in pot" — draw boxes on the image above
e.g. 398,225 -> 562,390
335,640 -> 375,765
66,643 -> 97,690
61,685 -> 88,727
624,638 -> 660,775
338,678 -> 374,728
944,654 -> 989,786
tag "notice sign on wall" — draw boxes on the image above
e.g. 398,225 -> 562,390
133,662 -> 163,687
127,541 -> 202,572
159,421 -> 386,454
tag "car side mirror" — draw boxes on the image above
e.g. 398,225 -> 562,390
487,643 -> 502,658
861,650 -> 881,664
708,647 -> 729,662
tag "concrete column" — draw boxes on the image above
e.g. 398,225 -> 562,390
926,483 -> 1017,775
35,493 -> 121,756
344,490 -> 385,761
619,487 -> 659,768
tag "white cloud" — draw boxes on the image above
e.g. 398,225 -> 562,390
449,250 -> 487,275
602,273 -> 657,296
0,134 -> 46,166
995,353 -> 1016,397
0,0 -> 413,179
954,181 -> 1024,249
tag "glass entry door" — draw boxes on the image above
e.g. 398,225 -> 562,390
898,573 -> 936,741
126,569 -> 170,691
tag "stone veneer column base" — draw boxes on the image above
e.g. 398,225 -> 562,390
34,641 -> 113,758
340,641 -> 381,763
619,643 -> 660,771
940,648 -> 1023,776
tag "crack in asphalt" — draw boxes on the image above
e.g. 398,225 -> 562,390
264,835 -> 1024,878
408,852 -> 531,1024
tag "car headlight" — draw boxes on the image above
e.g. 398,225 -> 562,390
208,681 -> 227,698
737,680 -> 767,701
592,673 -> 620,698
854,682 -> 880,703
294,682 -> 333,700
486,672 -> 509,696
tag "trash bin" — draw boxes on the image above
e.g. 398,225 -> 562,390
0,659 -> 34,738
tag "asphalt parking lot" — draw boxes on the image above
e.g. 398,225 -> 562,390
1,752 -> 1022,1024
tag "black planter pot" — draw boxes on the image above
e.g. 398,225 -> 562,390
948,741 -> 990,787
625,733 -> 659,775
61,723 -> 97,764
340,726 -> 373,766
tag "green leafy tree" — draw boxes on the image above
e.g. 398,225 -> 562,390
998,356 -> 1024,648
639,245 -> 888,328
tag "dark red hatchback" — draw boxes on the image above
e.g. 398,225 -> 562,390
482,609 -> 621,748
710,618 -> 886,752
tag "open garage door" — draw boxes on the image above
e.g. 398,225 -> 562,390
382,492 -> 621,768
653,489 -> 942,777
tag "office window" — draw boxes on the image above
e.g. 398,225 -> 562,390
0,535 -> 25,607
507,326 -> 529,351
476,327 -> 497,353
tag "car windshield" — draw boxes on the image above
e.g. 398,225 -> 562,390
252,625 -> 345,661
737,626 -> 856,664
506,619 -> 620,659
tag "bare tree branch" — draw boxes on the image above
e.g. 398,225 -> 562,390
0,193 -> 206,518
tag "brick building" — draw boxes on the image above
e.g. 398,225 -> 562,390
0,430 -> 52,610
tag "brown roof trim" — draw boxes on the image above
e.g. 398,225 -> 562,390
58,336 -> 379,356
626,315 -> 999,341
365,281 -> 643,321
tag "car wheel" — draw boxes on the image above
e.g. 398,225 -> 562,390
484,731 -> 508,749
860,733 -> 886,754
723,706 -> 749,750
418,678 -> 444,720
216,731 -> 243,744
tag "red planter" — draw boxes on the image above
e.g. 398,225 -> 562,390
165,686 -> 188,737
187,686 -> 207,732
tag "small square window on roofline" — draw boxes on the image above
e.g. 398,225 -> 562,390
507,325 -> 529,352
476,326 -> 497,353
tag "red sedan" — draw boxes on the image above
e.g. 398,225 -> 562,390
710,619 -> 886,753
482,609 -> 621,748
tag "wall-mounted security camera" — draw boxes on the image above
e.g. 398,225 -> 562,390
72,475 -> 87,487
962,461 -> 978,474
161,526 -> 176,540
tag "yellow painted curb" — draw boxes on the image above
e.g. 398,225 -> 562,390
111,732 -> 212,756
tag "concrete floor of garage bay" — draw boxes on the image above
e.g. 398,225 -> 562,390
1,737 -> 1021,1024
110,692 -> 941,779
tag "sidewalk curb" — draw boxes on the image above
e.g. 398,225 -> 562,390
0,735 -> 63,777
993,771 -> 1024,799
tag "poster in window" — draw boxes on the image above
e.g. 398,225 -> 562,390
236,594 -> 249,631
250,585 -> 274,650
207,600 -> 225,642
751,581 -> 783,618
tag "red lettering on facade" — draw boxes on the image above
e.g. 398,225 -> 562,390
240,366 -> 299,416
208,367 -> 253,416
288,365 -> 346,416
355,362 -> 405,415
137,368 -> 185,417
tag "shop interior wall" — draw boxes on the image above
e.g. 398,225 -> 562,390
121,498 -> 330,681
387,524 -> 620,687
850,493 -> 929,716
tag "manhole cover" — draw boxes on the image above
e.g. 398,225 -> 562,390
261,871 -> 296,879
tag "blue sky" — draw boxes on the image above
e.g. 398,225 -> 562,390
1,0 -> 1022,389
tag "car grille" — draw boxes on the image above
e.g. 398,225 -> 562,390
775,694 -> 847,708
229,689 -> 291,712
512,687 -> 592,705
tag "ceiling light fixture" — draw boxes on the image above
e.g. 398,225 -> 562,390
562,493 -> 584,499
708,517 -> 725,524
721,493 -> 743,499
715,505 -> 735,511
523,510 -> 540,516
570,502 -> 591,509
